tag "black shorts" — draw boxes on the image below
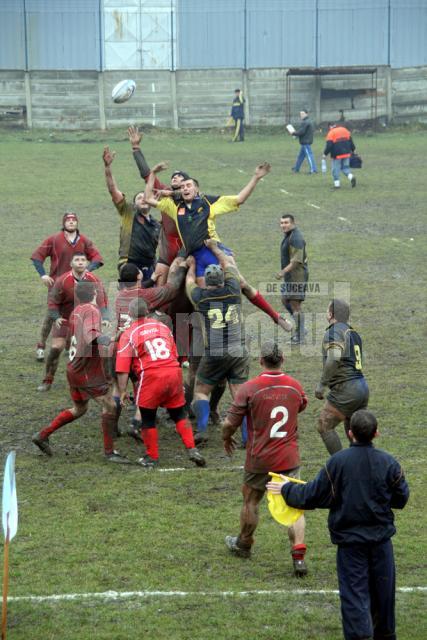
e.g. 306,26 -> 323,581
327,378 -> 369,417
196,351 -> 249,386
244,467 -> 300,492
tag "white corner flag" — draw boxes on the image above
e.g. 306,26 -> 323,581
2,452 -> 18,542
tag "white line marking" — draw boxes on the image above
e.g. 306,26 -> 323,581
237,169 -> 245,174
307,203 -> 321,209
280,189 -> 290,194
157,466 -> 243,473
8,587 -> 426,603
338,216 -> 348,221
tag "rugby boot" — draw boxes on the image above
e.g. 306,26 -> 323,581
292,558 -> 308,577
225,536 -> 251,559
137,454 -> 159,469
188,447 -> 206,467
32,433 -> 53,457
105,450 -> 132,464
37,378 -> 52,392
194,431 -> 209,446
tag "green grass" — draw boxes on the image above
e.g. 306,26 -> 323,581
0,125 -> 426,639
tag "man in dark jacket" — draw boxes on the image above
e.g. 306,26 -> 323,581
231,89 -> 245,142
323,123 -> 356,189
267,409 -> 409,640
291,109 -> 317,174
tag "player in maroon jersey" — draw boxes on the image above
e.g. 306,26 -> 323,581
37,253 -> 110,392
222,340 -> 309,577
116,297 -> 205,468
32,282 -> 128,464
31,212 -> 103,362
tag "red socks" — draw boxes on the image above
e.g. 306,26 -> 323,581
40,409 -> 75,439
291,543 -> 307,561
250,292 -> 280,323
101,412 -> 118,455
175,418 -> 195,449
142,428 -> 159,460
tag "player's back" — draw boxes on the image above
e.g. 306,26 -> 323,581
68,303 -> 106,387
244,371 -> 307,473
323,322 -> 365,386
118,317 -> 179,376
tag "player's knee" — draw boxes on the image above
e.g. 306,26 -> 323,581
168,406 -> 186,423
317,411 -> 338,434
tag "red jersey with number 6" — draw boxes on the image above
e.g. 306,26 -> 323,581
67,303 -> 107,389
226,371 -> 307,473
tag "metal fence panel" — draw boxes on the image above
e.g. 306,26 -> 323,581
246,0 -> 316,68
317,0 -> 389,67
25,0 -> 100,70
390,0 -> 427,67
177,0 -> 245,69
0,0 -> 26,69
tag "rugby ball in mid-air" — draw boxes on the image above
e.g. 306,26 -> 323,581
112,79 -> 136,104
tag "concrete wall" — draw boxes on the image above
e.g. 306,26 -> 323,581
1,66 -> 426,130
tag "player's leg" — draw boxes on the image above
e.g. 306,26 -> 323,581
38,334 -> 67,391
167,405 -> 206,467
317,400 -> 346,455
292,146 -> 305,173
341,157 -> 356,187
288,515 -> 307,577
209,379 -> 227,424
304,144 -> 317,173
32,398 -> 88,456
94,391 -> 130,463
137,407 -> 159,467
192,379 -> 215,444
336,544 -> 373,640
369,539 -> 396,640
240,277 -> 292,332
36,310 -> 54,361
226,483 -> 265,557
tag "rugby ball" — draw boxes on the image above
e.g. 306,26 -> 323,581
112,79 -> 136,104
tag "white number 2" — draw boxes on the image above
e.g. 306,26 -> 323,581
69,335 -> 77,362
270,406 -> 289,439
145,338 -> 170,361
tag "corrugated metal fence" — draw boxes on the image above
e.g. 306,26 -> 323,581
1,0 -> 426,71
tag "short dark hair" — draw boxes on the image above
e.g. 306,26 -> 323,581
119,263 -> 140,286
301,108 -> 308,114
281,214 -> 295,223
350,410 -> 378,443
129,297 -> 148,319
329,299 -> 350,323
235,88 -> 240,92
186,177 -> 199,188
75,281 -> 96,304
260,341 -> 283,368
132,191 -> 145,204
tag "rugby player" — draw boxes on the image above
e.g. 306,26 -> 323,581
32,282 -> 128,463
185,243 -> 250,444
315,299 -> 369,454
222,341 -> 308,576
31,212 -> 103,361
37,253 -> 109,392
103,146 -> 160,281
145,165 -> 292,332
115,298 -> 206,468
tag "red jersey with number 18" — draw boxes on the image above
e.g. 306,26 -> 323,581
226,371 -> 307,473
116,318 -> 179,377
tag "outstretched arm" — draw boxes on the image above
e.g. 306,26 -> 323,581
103,146 -> 123,204
236,162 -> 271,205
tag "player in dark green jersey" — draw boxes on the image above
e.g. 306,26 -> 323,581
186,242 -> 250,444
315,299 -> 369,455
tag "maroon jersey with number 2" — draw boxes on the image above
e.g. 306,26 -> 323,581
67,303 -> 108,390
226,371 -> 307,473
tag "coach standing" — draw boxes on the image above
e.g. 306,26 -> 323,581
290,109 -> 317,174
276,214 -> 308,345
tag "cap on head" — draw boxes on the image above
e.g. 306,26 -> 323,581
204,264 -> 224,287
63,212 -> 78,226
171,170 -> 190,181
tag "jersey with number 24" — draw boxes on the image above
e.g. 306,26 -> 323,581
116,318 -> 179,378
226,371 -> 307,473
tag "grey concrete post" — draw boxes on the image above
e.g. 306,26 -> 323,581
24,72 -> 32,129
98,72 -> 106,130
170,71 -> 179,129
243,69 -> 250,125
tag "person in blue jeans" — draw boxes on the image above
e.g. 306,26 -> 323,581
267,409 -> 409,640
291,109 -> 317,174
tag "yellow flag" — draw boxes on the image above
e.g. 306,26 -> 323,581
267,472 -> 305,527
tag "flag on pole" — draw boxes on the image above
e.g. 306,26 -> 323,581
2,452 -> 18,541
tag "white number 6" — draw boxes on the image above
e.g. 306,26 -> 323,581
270,405 -> 289,439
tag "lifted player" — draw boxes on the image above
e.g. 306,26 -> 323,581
37,253 -> 109,392
32,282 -> 128,463
31,212 -> 103,361
315,299 -> 369,454
116,298 -> 205,468
222,341 -> 308,576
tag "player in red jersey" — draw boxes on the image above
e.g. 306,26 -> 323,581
32,282 -> 128,464
116,298 -> 205,468
31,212 -> 103,362
37,253 -> 110,392
222,341 -> 309,577
127,125 -> 187,285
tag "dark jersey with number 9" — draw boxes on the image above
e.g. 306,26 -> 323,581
226,371 -> 307,473
322,322 -> 365,387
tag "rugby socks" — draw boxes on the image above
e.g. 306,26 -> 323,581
101,412 -> 117,455
40,409 -> 75,439
210,380 -> 226,414
193,399 -> 210,433
241,417 -> 248,446
45,347 -> 62,380
175,418 -> 195,449
291,543 -> 307,561
112,396 -> 122,437
141,427 -> 159,460
249,291 -> 280,323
